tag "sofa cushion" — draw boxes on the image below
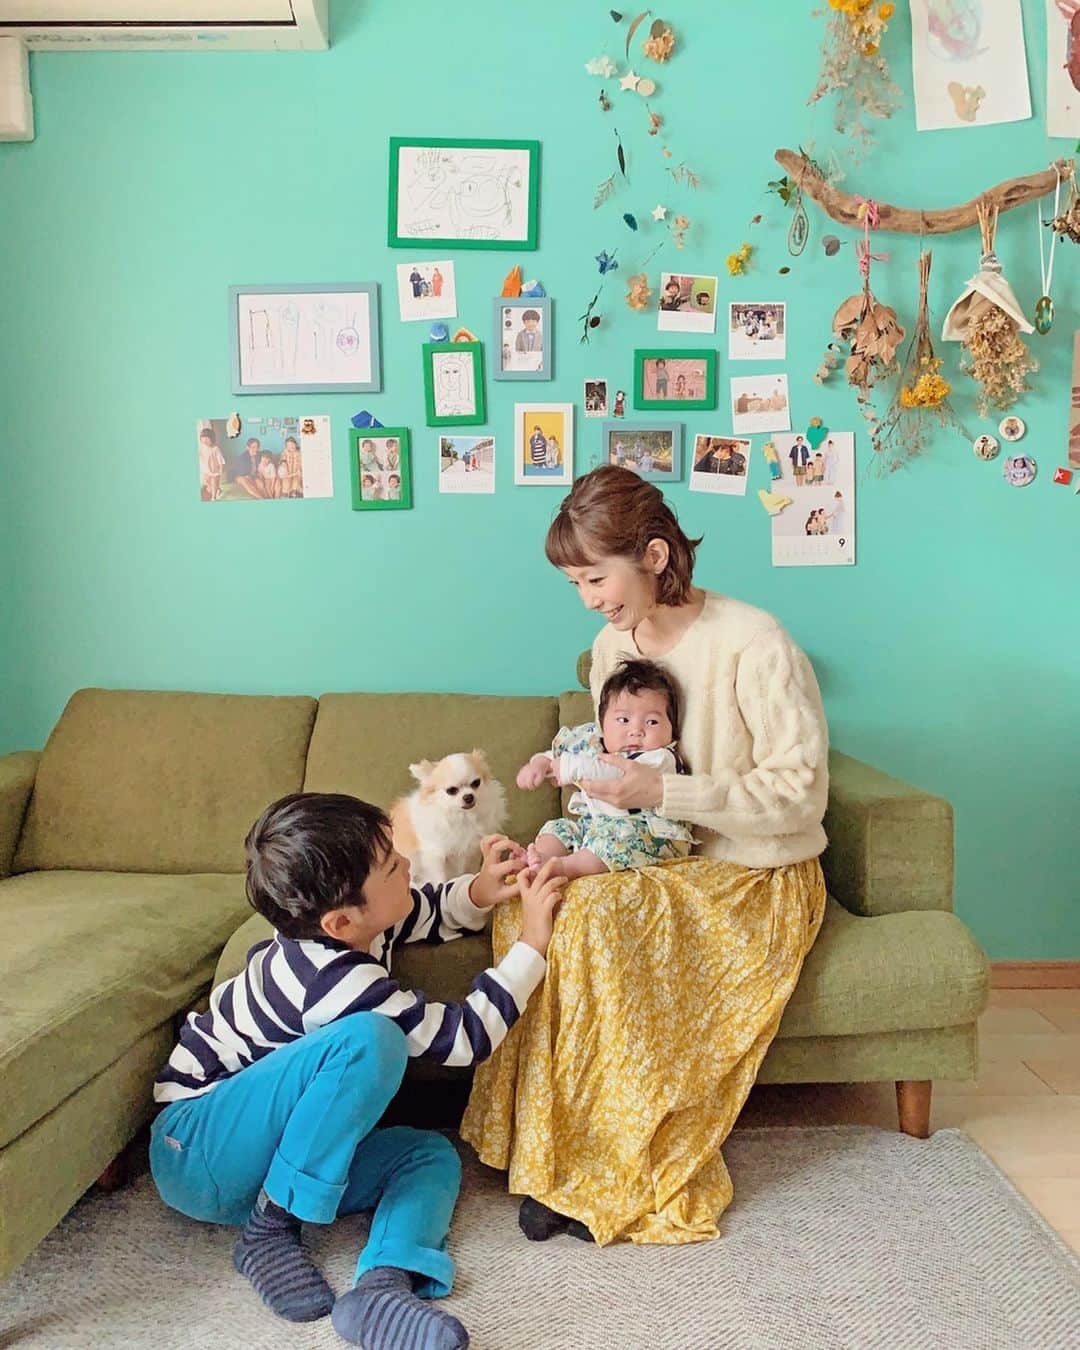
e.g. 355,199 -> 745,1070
305,693 -> 561,846
777,896 -> 988,1039
14,690 -> 316,874
0,870 -> 251,1148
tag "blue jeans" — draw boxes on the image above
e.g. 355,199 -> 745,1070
150,1014 -> 461,1295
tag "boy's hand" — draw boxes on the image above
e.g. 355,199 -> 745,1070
468,834 -> 529,909
518,860 -> 568,957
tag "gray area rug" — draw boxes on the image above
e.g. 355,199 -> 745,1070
2,1126 -> 1078,1349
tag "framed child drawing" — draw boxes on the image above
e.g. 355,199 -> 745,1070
350,428 -> 412,510
388,138 -> 540,250
422,341 -> 486,426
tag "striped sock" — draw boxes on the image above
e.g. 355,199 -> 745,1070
232,1190 -> 335,1323
331,1266 -> 469,1349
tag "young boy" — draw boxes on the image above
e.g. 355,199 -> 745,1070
152,793 -> 565,1348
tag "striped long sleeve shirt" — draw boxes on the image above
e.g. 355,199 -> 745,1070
154,876 -> 545,1103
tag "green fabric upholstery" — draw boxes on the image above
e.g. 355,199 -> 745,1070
304,693 -> 561,845
0,870 -> 250,1149
822,751 -> 954,918
14,690 -> 316,875
0,1025 -> 171,1277
0,752 -> 38,879
759,1023 -> 978,1085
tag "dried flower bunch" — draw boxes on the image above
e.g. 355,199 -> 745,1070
873,252 -> 967,473
727,242 -> 752,275
943,202 -> 1038,416
643,19 -> 675,63
831,277 -> 904,397
626,272 -> 652,309
809,0 -> 900,147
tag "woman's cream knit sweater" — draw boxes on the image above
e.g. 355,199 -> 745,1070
590,591 -> 828,868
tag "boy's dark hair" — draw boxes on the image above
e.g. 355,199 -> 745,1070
598,657 -> 680,741
244,793 -> 391,940
522,309 -> 540,322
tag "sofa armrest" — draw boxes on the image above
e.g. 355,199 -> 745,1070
0,751 -> 40,878
822,750 -> 954,918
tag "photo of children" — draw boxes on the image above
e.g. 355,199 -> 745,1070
730,374 -> 791,434
641,356 -> 710,403
501,305 -> 545,373
770,430 -> 855,567
728,302 -> 787,360
657,273 -> 719,334
514,403 -> 573,485
350,429 -> 412,510
689,434 -> 751,497
584,379 -> 609,417
196,416 -> 333,503
396,260 -> 457,322
439,435 -> 496,493
603,424 -> 679,481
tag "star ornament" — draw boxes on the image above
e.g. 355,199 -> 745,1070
651,204 -> 668,221
619,69 -> 640,92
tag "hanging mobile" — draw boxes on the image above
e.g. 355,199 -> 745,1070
1035,167 -> 1063,335
787,186 -> 809,256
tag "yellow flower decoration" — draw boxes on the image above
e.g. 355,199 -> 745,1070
726,242 -> 752,276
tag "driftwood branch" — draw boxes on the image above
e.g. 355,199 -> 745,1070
774,149 -> 1075,235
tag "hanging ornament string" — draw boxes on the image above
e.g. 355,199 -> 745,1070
1036,166 -> 1063,335
854,197 -> 889,284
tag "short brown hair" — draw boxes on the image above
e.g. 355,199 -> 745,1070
545,465 -> 701,606
598,657 -> 680,741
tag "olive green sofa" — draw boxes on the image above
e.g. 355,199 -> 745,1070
0,680 -> 989,1277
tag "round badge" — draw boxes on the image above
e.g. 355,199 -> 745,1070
1003,454 -> 1037,487
973,434 -> 999,461
998,416 -> 1026,442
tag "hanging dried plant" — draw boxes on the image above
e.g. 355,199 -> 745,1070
667,161 -> 701,190
943,201 -> 1038,416
831,271 -> 904,397
808,1 -> 900,149
594,175 -> 617,209
643,20 -> 675,62
872,252 -> 968,474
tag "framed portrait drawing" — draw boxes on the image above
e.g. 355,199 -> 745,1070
514,402 -> 573,485
350,428 -> 412,510
229,283 -> 381,395
388,137 -> 540,250
633,347 -> 717,411
422,342 -> 486,426
492,298 -> 552,381
600,421 -> 682,482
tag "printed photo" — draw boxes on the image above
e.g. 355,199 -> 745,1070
602,422 -> 682,481
439,435 -> 495,493
197,415 -> 333,502
514,403 -> 574,485
584,378 -> 609,417
396,260 -> 457,322
730,373 -> 790,434
501,304 -> 544,373
635,350 -> 717,410
657,273 -> 719,334
689,435 -> 751,497
350,428 -> 412,510
770,431 -> 855,567
728,302 -> 787,360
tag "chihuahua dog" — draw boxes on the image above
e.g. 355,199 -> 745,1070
390,750 -> 508,885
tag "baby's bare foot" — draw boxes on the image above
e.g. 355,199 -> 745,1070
525,843 -> 544,871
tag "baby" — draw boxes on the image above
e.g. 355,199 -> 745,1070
516,657 -> 693,878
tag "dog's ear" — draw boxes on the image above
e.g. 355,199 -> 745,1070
409,759 -> 435,782
470,748 -> 491,774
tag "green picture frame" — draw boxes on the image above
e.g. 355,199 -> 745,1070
422,342 -> 486,427
388,137 -> 540,251
350,427 -> 413,511
633,348 -> 718,411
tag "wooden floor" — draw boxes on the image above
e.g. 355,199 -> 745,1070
736,988 -> 1080,1257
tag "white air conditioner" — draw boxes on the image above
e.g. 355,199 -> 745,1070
0,0 -> 329,50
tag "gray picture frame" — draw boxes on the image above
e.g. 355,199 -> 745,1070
492,297 -> 552,382
228,282 -> 382,395
599,420 -> 683,482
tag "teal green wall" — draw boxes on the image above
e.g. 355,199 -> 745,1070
1,0 -> 1076,958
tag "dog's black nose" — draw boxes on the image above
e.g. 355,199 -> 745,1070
462,793 -> 475,808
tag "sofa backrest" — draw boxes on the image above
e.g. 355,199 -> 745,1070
14,689 -> 317,874
304,693 -> 561,844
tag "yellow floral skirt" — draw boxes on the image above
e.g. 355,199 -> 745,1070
460,855 -> 826,1246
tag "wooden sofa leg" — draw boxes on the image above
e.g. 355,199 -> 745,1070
94,1152 -> 128,1193
895,1080 -> 932,1138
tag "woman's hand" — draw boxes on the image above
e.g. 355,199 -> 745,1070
469,834 -> 529,908
579,755 -> 663,810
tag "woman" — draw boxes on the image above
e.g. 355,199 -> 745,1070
461,465 -> 828,1246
